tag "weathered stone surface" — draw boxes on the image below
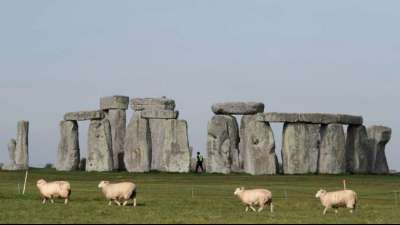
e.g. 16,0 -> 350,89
124,112 -> 151,173
240,115 -> 278,175
100,96 -> 129,110
207,115 -> 239,174
86,119 -> 113,172
106,109 -> 127,170
15,121 -> 29,170
64,111 -> 104,121
212,102 -> 265,115
131,97 -> 176,111
318,124 -> 346,174
2,139 -> 18,171
56,121 -> 80,171
141,110 -> 179,119
367,126 -> 392,174
282,123 -> 320,174
346,125 -> 370,174
258,113 -> 363,125
149,119 -> 191,172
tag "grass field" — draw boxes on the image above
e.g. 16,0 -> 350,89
0,169 -> 399,224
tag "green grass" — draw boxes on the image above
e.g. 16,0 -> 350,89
0,169 -> 399,224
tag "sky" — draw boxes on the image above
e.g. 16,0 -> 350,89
0,0 -> 399,170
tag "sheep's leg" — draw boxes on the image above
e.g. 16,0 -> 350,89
108,201 -> 113,206
133,198 -> 137,208
50,199 -> 55,204
250,206 -> 257,212
258,206 -> 264,213
42,198 -> 47,204
335,209 -> 338,214
323,208 -> 328,215
64,198 -> 69,205
270,203 -> 274,213
123,201 -> 128,207
114,200 -> 121,206
245,206 -> 249,212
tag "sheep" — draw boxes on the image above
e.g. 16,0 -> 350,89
234,187 -> 274,213
315,189 -> 358,215
36,179 -> 71,205
98,181 -> 137,207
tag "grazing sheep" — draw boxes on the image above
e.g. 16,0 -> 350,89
98,181 -> 137,207
315,189 -> 358,215
36,179 -> 71,205
234,187 -> 274,213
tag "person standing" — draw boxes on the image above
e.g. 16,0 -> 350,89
196,152 -> 204,173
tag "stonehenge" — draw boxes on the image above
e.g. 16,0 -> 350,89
48,96 -> 391,175
207,104 -> 392,175
124,97 -> 191,173
2,121 -> 29,171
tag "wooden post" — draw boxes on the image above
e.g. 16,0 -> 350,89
22,170 -> 28,195
343,180 -> 347,190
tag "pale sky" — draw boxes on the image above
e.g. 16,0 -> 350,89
0,0 -> 398,170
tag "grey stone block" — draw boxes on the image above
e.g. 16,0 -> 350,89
259,112 -> 363,125
124,112 -> 151,173
212,102 -> 265,115
367,126 -> 392,174
56,121 -> 80,171
100,96 -> 129,110
141,110 -> 179,119
64,111 -> 105,121
86,119 -> 113,172
106,109 -> 127,170
282,123 -> 320,174
346,125 -> 370,174
240,115 -> 278,175
318,124 -> 346,174
131,97 -> 176,111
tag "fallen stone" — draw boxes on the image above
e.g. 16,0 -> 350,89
86,119 -> 113,172
100,96 -> 129,110
124,112 -> 151,173
141,110 -> 179,119
149,119 -> 191,172
15,121 -> 29,170
131,97 -> 176,111
258,113 -> 363,125
212,102 -> 265,115
318,124 -> 346,174
207,115 -> 239,174
56,121 -> 80,171
240,115 -> 278,175
64,111 -> 104,121
106,109 -> 127,170
346,125 -> 370,174
367,126 -> 392,174
282,123 -> 320,174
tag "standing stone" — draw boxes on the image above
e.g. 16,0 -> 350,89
346,125 -> 370,174
367,126 -> 392,174
2,139 -> 17,170
282,123 -> 320,174
149,119 -> 191,172
86,119 -> 113,172
240,115 -> 278,175
56,121 -> 80,171
101,96 -> 129,170
15,121 -> 29,170
124,112 -> 151,173
106,109 -> 127,170
207,115 -> 239,174
319,124 -> 346,174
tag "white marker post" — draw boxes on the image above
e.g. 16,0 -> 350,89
22,170 -> 28,195
343,180 -> 347,190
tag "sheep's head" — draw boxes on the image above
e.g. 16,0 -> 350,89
36,179 -> 47,187
98,181 -> 110,189
234,187 -> 245,196
315,189 -> 327,198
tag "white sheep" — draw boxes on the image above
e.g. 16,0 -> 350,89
98,181 -> 137,207
234,187 -> 274,213
36,179 -> 71,205
315,189 -> 358,215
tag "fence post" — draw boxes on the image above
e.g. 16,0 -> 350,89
22,170 -> 28,195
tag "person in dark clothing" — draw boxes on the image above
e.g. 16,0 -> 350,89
196,152 -> 204,173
